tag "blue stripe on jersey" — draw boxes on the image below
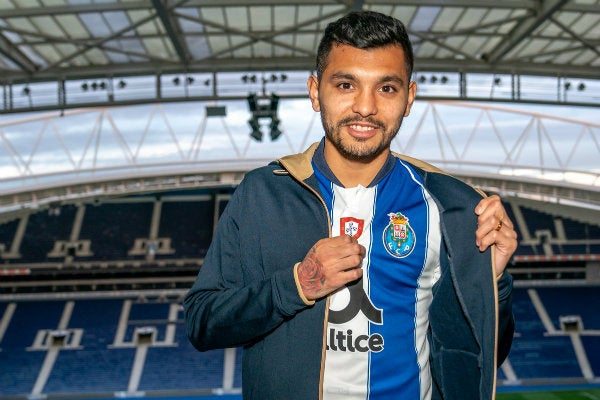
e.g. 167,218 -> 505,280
367,160 -> 429,399
314,157 -> 438,400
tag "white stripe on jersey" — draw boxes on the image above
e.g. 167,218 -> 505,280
323,184 -> 376,399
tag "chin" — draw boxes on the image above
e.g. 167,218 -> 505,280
340,146 -> 386,163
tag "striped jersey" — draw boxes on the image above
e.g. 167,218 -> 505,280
313,153 -> 441,400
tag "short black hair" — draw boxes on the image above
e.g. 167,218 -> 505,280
315,11 -> 414,80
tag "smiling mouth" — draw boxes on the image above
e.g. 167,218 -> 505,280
349,124 -> 376,132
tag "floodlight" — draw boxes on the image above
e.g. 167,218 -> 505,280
269,94 -> 279,112
249,118 -> 262,141
206,106 -> 227,117
247,94 -> 258,112
270,118 -> 282,141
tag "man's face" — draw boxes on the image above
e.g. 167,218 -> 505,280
308,44 -> 416,163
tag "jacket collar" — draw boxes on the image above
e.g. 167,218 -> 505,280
277,142 -> 320,183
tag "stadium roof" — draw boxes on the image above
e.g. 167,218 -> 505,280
0,0 -> 598,218
1,0 -> 599,84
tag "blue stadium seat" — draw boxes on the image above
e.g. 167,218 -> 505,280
536,287 -> 600,330
581,336 -> 600,377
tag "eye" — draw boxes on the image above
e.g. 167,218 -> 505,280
338,82 -> 353,90
380,85 -> 397,93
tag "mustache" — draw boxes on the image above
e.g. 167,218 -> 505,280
337,116 -> 386,130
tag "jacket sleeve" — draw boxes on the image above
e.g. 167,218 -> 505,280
496,271 -> 515,366
183,177 -> 312,351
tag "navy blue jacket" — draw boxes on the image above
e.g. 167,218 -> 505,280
184,142 -> 514,399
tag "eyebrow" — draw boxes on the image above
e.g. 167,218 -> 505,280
329,72 -> 407,86
378,75 -> 406,86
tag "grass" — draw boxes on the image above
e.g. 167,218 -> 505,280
497,388 -> 600,399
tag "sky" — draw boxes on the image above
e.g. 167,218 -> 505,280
0,88 -> 599,198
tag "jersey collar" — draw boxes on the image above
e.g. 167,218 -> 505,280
311,138 -> 396,188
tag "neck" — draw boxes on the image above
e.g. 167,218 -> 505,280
323,142 -> 389,187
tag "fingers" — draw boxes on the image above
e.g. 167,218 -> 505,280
475,195 -> 513,248
474,195 -> 518,277
315,235 -> 365,268
297,235 -> 366,301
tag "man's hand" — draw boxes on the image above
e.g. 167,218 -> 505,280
297,235 -> 366,301
475,195 -> 518,278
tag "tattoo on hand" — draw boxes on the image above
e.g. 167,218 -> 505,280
298,248 -> 325,298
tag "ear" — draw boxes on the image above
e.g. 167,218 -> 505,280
307,75 -> 321,112
404,80 -> 417,117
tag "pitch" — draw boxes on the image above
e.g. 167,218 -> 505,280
497,388 -> 600,399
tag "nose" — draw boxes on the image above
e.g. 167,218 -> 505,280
351,89 -> 377,117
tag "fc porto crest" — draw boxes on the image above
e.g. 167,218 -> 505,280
383,212 -> 416,258
340,217 -> 364,239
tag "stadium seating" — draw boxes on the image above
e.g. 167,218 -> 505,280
0,192 -> 598,266
0,190 -> 234,266
1,191 -> 599,398
158,199 -> 215,258
582,337 -> 600,377
0,297 -> 239,398
2,286 -> 599,398
501,287 -> 600,384
19,205 -> 78,263
80,202 -> 154,261
536,287 -> 600,329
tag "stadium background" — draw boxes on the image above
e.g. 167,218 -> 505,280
0,1 -> 599,399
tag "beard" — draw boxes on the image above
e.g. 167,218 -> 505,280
320,107 -> 403,163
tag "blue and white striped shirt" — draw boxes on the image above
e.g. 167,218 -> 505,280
314,151 -> 441,400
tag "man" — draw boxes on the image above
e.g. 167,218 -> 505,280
185,10 -> 517,400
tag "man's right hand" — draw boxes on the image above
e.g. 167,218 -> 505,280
297,235 -> 365,301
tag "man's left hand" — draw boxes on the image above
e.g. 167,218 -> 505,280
475,195 -> 518,278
